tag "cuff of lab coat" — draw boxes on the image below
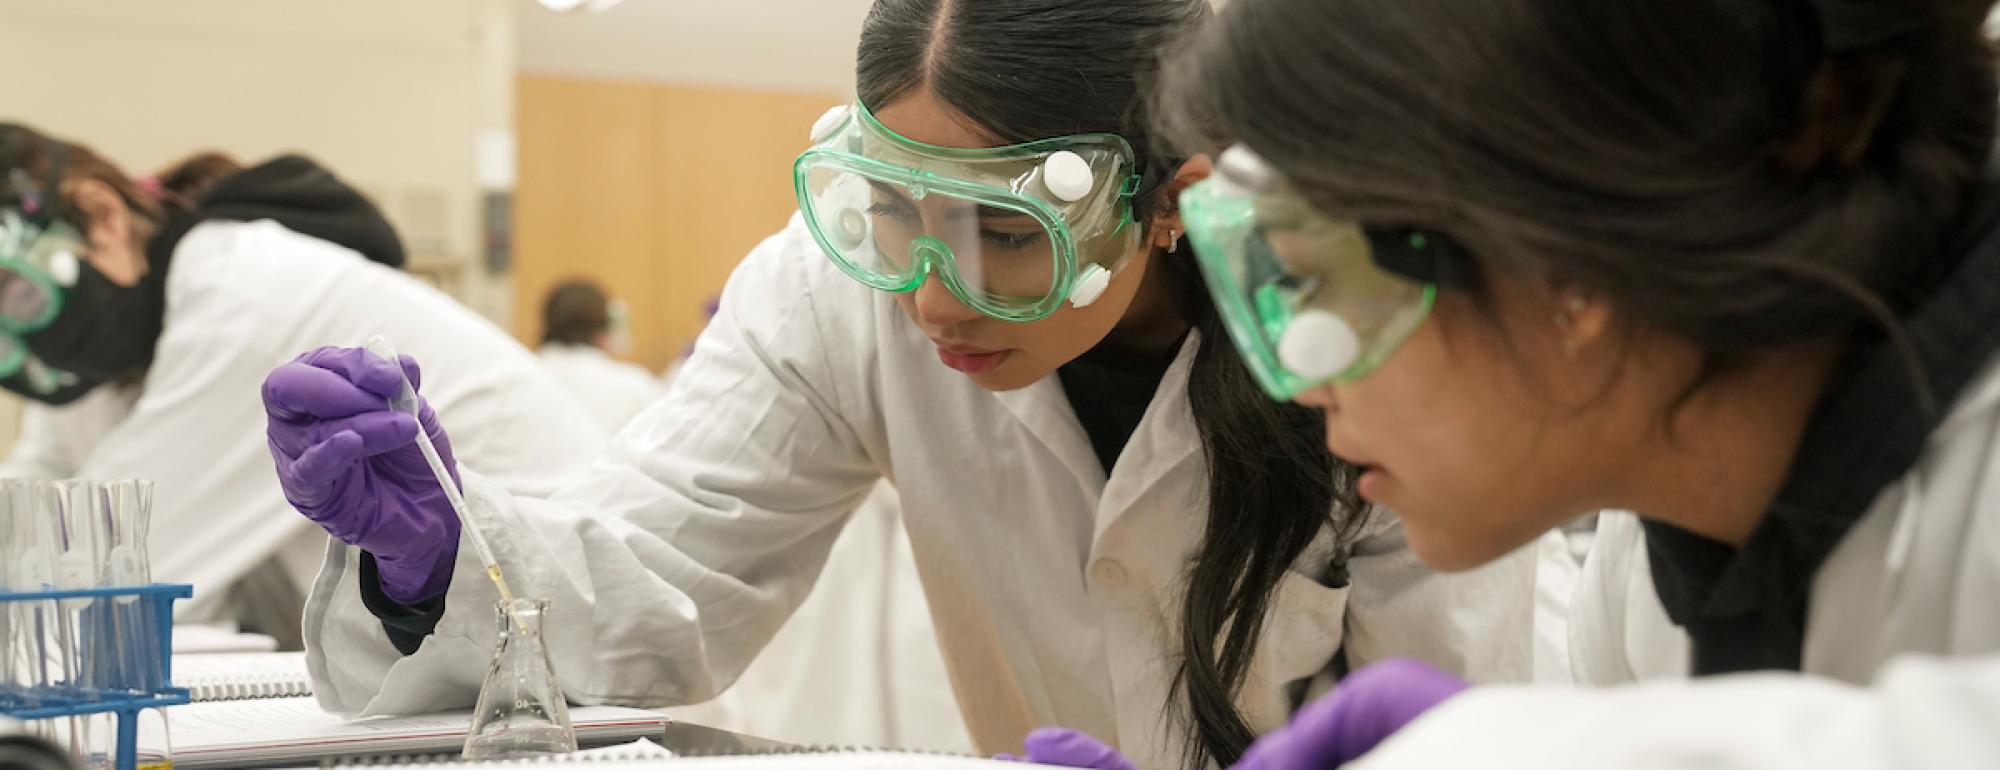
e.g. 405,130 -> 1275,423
359,552 -> 449,655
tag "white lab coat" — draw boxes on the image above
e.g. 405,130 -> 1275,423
302,215 -> 1570,767
722,484 -> 974,753
656,367 -> 971,750
42,220 -> 605,621
0,384 -> 140,480
535,343 -> 670,433
1566,510 -> 1689,685
1355,350 -> 2000,770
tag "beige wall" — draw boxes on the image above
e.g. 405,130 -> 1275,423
0,0 -> 515,452
514,75 -> 840,372
0,0 -> 514,317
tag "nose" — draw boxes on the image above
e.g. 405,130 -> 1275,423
911,271 -> 983,327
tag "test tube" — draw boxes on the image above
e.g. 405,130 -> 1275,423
2,481 -> 60,701
101,481 -> 152,589
0,481 -> 20,702
104,481 -> 159,693
53,480 -> 109,692
37,480 -> 112,769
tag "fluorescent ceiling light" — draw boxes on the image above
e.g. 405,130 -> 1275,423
537,0 -> 625,12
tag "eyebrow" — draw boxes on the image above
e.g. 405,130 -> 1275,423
867,180 -> 1032,223
950,206 -> 1032,223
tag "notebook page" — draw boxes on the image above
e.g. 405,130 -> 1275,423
145,697 -> 667,769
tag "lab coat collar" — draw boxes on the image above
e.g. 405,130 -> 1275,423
1644,174 -> 2000,674
989,333 -> 1203,539
993,369 -> 1112,500
1093,333 -> 1203,546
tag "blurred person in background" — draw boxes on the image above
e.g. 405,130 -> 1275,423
535,278 -> 668,432
0,124 -> 604,647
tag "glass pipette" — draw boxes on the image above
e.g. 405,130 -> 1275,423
361,335 -> 519,609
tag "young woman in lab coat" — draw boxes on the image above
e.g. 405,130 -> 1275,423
0,126 -> 604,638
258,0 -> 1571,766
1105,0 -> 2000,766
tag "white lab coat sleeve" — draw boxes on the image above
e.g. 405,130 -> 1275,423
1339,507 -> 1568,684
0,402 -> 84,479
303,221 -> 883,717
1352,653 -> 2000,770
0,385 -> 136,480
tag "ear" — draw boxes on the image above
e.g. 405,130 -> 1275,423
68,178 -> 145,286
1550,285 -> 1614,355
1149,154 -> 1215,251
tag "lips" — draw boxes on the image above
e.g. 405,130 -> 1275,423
935,343 -> 1010,375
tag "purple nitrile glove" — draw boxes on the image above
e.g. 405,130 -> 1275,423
995,727 -> 1136,770
263,346 -> 462,605
1233,658 -> 1468,770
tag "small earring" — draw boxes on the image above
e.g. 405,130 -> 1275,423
1552,294 -> 1587,329
1166,230 -> 1181,254
1554,294 -> 1588,358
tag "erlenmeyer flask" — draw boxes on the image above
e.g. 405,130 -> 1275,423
462,598 -> 577,760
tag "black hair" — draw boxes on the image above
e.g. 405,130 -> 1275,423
1157,0 -> 2000,403
857,1 -> 1366,765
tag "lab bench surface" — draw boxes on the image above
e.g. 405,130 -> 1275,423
658,720 -> 799,757
217,719 -> 793,768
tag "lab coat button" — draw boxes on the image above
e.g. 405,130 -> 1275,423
1091,559 -> 1129,588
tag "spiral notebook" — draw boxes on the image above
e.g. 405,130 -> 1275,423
334,745 -> 1035,769
150,652 -> 669,769
173,651 -> 315,701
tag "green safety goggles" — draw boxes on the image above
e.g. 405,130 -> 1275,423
794,102 -> 1145,322
0,203 -> 81,384
1180,146 -> 1453,400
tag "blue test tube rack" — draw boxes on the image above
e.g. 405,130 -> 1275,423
0,583 -> 192,770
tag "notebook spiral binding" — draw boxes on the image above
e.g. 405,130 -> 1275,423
189,673 -> 313,702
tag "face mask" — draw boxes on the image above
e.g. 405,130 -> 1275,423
20,254 -> 164,387
0,161 -> 166,404
0,353 -> 96,405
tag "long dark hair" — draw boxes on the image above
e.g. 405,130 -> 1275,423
1,123 -> 172,230
1157,0 -> 1999,395
152,150 -> 243,206
856,1 -> 1364,765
